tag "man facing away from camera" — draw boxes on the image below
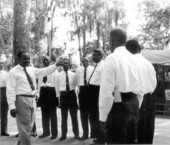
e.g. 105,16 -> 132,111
126,39 -> 157,144
97,28 -> 149,144
6,50 -> 58,145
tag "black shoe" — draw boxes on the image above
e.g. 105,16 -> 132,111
60,136 -> 66,141
92,138 -> 105,144
15,133 -> 19,138
80,135 -> 88,140
74,136 -> 81,140
39,134 -> 50,138
31,131 -> 37,137
90,135 -> 97,138
1,132 -> 10,136
50,136 -> 57,140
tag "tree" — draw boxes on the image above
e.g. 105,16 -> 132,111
13,0 -> 32,64
138,0 -> 170,50
0,0 -> 13,55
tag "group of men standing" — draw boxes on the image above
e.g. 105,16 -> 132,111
0,28 -> 157,145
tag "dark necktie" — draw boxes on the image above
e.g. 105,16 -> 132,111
43,76 -> 47,83
84,68 -> 87,86
66,71 -> 70,91
88,64 -> 97,85
24,67 -> 35,90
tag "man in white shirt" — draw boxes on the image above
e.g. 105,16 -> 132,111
38,56 -> 59,140
75,57 -> 94,140
55,59 -> 79,141
97,28 -> 142,144
0,61 -> 9,136
125,39 -> 157,144
6,50 -> 58,145
88,48 -> 105,139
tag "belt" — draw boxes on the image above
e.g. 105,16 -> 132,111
41,86 -> 54,88
16,94 -> 35,98
60,90 -> 75,93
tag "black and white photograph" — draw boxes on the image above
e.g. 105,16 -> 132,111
0,0 -> 170,145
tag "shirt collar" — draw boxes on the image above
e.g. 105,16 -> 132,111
114,46 -> 126,52
17,64 -> 24,70
96,59 -> 104,66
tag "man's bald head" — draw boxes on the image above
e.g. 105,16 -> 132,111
109,28 -> 127,52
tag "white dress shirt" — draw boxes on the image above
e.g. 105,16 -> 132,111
7,64 -> 57,110
0,70 -> 8,87
99,46 -> 141,122
89,60 -> 105,86
75,65 -> 94,87
55,70 -> 77,96
38,70 -> 58,95
134,53 -> 157,106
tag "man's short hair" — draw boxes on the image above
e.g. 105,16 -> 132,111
110,28 -> 127,45
93,48 -> 105,57
17,50 -> 28,58
125,39 -> 141,54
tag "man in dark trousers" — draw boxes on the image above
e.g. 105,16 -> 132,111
38,56 -> 59,140
75,57 -> 94,140
55,59 -> 79,141
125,39 -> 157,144
97,28 -> 147,144
0,61 -> 9,136
7,50 -> 58,145
88,48 -> 105,139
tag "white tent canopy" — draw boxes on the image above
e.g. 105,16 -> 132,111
141,49 -> 170,64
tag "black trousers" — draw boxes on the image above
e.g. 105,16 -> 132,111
106,92 -> 139,144
39,87 -> 58,137
88,85 -> 100,138
60,90 -> 79,137
137,93 -> 155,144
61,108 -> 79,137
79,86 -> 90,137
41,107 -> 58,137
0,87 -> 9,134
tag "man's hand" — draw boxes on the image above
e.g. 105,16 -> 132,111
10,109 -> 17,118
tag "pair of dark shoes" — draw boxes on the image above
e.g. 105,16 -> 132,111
91,138 -> 105,144
79,135 -> 88,140
39,133 -> 57,140
60,136 -> 66,141
39,133 -> 50,138
59,135 -> 80,141
31,131 -> 38,137
50,136 -> 57,140
1,132 -> 10,136
15,133 -> 19,138
15,132 -> 37,138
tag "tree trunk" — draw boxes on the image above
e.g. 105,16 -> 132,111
83,16 -> 86,57
96,22 -> 100,48
13,0 -> 31,65
77,28 -> 82,61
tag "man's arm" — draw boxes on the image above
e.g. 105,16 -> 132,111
6,70 -> 17,117
35,64 -> 57,78
99,56 -> 116,122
